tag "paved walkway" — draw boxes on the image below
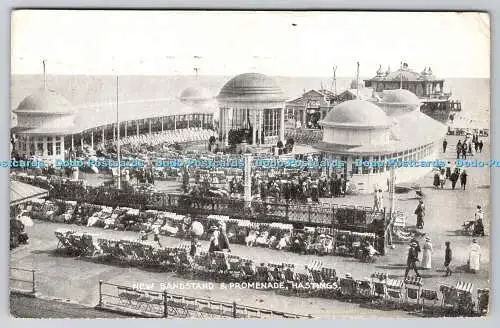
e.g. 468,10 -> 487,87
9,136 -> 490,318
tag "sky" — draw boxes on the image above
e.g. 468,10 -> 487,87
11,10 -> 490,78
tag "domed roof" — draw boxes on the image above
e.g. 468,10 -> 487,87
15,89 -> 74,114
380,89 -> 420,105
179,86 -> 213,101
321,100 -> 390,127
384,69 -> 421,81
216,73 -> 287,103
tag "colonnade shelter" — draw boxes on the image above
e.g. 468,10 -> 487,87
284,89 -> 335,128
314,89 -> 447,194
12,87 -> 217,163
216,73 -> 288,147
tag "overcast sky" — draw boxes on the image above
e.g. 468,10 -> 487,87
11,10 -> 490,78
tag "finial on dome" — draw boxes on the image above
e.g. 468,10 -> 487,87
385,65 -> 391,76
428,67 -> 433,75
376,64 -> 383,76
421,66 -> 427,75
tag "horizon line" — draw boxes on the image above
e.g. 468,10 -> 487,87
10,73 -> 490,80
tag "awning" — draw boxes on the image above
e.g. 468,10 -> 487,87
10,180 -> 48,206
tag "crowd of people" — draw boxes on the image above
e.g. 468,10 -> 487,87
452,134 -> 484,160
183,166 -> 352,203
433,162 -> 468,190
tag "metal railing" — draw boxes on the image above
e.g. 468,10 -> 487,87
9,267 -> 36,294
98,281 -> 312,319
52,187 -> 385,232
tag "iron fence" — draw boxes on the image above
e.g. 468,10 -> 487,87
9,267 -> 36,294
98,281 -> 312,319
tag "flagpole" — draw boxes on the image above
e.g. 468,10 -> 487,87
116,75 -> 121,190
356,62 -> 360,98
42,59 -> 47,90
400,61 -> 403,89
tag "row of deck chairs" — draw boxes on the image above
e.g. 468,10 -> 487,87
55,230 -> 489,316
119,128 -> 214,147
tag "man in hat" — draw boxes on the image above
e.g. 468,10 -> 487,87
405,242 -> 421,278
414,199 -> 425,229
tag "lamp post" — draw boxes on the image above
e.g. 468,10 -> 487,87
116,75 -> 121,190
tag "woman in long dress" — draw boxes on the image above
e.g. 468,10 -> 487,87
468,239 -> 481,273
422,237 -> 433,269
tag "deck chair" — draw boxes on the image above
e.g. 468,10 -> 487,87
148,245 -> 162,265
118,242 -> 135,262
97,238 -> 114,258
130,242 -> 146,264
386,279 -> 405,308
420,289 -> 439,312
81,234 -> 101,257
282,264 -> 296,289
193,252 -> 210,272
240,260 -> 257,280
405,276 -> 423,310
256,263 -> 271,283
440,285 -> 459,314
477,288 -> 489,315
227,255 -> 242,278
455,281 -> 475,314
213,251 -> 230,275
321,267 -> 337,284
55,230 -> 75,251
338,277 -> 358,300
163,248 -> 179,268
177,249 -> 194,272
310,269 -> 323,284
68,233 -> 85,256
357,279 -> 373,298
371,272 -> 388,301
268,264 -> 284,282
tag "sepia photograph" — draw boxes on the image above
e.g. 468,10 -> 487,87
8,10 -> 490,318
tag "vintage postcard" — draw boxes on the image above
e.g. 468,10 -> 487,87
9,10 -> 490,318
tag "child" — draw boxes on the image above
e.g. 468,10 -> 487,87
444,241 -> 452,277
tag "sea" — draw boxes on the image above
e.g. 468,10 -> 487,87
10,74 -> 490,127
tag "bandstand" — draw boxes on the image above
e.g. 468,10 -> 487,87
216,73 -> 288,147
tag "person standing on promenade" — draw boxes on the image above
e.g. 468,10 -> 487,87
468,239 -> 481,273
460,170 -> 468,190
414,199 -> 425,229
405,241 -> 421,278
443,139 -> 448,153
421,236 -> 433,269
444,241 -> 453,277
456,140 -> 462,159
